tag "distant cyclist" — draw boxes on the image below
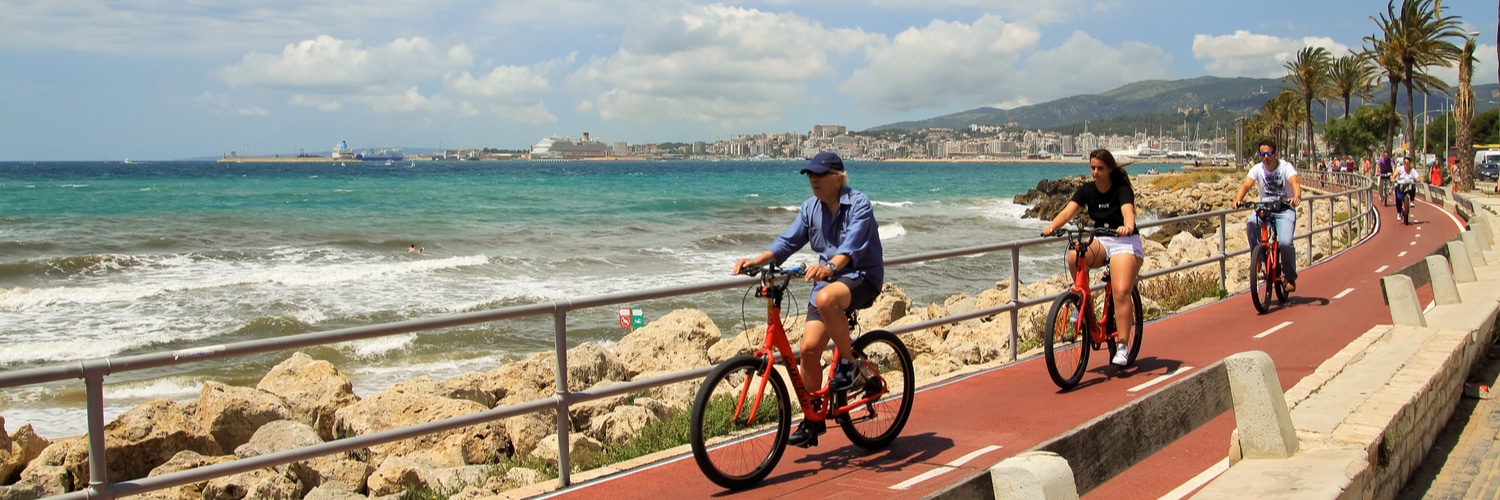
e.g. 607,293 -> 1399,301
732,151 -> 884,447
1232,138 -> 1303,293
1377,151 -> 1394,202
1040,148 -> 1143,367
1394,156 -> 1421,222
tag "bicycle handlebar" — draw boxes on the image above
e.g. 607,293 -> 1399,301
1237,197 -> 1290,210
737,264 -> 806,278
1041,227 -> 1119,238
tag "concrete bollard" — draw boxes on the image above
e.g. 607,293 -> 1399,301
1475,216 -> 1495,246
1463,231 -> 1488,265
1224,351 -> 1299,459
990,451 -> 1079,500
1425,255 -> 1461,305
1447,241 -> 1477,283
1382,274 -> 1427,327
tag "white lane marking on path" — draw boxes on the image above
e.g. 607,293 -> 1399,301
1254,321 -> 1295,339
1375,265 -> 1390,274
1398,251 -> 1408,257
1426,301 -> 1436,313
1411,241 -> 1417,246
1159,458 -> 1230,500
1128,366 -> 1195,393
889,445 -> 1004,490
1333,288 -> 1355,299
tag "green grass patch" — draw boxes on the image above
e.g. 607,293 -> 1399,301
1140,270 -> 1222,320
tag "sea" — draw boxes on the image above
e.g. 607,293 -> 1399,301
0,159 -> 1175,438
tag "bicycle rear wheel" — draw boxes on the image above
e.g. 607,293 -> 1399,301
1044,292 -> 1088,389
1106,289 -> 1144,367
690,356 -> 791,490
1249,245 -> 1271,314
835,330 -> 914,449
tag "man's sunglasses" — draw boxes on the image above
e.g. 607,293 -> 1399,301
1258,151 -> 1276,158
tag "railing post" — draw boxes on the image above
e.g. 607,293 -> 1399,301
553,305 -> 572,488
83,359 -> 114,500
1009,247 -> 1020,362
1218,212 -> 1227,293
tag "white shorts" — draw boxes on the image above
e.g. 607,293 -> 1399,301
1096,234 -> 1145,259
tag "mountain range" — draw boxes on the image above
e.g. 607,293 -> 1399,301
871,76 -> 1500,134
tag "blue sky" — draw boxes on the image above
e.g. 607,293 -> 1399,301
1,0 -> 1495,160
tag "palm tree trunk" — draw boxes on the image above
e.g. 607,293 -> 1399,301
1404,64 -> 1416,158
1306,97 -> 1316,167
1387,78 -> 1400,154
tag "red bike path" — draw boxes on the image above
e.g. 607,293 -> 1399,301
543,199 -> 1464,500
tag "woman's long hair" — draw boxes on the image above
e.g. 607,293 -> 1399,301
1088,148 -> 1132,188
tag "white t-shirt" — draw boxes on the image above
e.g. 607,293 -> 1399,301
1247,159 -> 1298,202
1395,165 -> 1420,185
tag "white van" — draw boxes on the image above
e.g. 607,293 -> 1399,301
1475,149 -> 1500,165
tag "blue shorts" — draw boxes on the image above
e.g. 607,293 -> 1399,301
806,275 -> 881,323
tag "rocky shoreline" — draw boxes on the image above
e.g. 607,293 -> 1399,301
0,171 -> 1361,499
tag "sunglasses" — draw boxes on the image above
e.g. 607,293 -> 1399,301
1258,151 -> 1276,158
807,171 -> 840,178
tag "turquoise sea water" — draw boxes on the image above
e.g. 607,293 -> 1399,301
0,159 -> 1171,437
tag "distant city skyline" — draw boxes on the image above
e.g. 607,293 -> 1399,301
1,1 -> 1496,161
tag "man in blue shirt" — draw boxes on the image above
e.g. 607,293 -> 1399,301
732,151 -> 884,447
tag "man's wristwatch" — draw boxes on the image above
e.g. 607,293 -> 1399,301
826,263 -> 838,273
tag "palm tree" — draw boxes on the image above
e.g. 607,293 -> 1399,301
1390,0 -> 1464,160
1283,47 -> 1334,165
1366,17 -> 1407,154
1455,36 -> 1477,191
1329,52 -> 1379,119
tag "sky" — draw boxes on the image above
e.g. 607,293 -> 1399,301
1,0 -> 1496,161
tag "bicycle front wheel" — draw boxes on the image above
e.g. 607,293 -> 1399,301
1249,245 -> 1271,314
1044,292 -> 1088,389
1106,289 -> 1144,367
835,330 -> 914,449
690,356 -> 791,490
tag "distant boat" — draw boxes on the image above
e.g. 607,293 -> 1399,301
122,158 -> 134,164
384,159 -> 394,166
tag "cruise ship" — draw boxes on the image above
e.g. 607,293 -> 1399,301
356,148 -> 404,162
531,133 -> 609,160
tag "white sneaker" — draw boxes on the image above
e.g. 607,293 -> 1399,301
1112,347 -> 1131,366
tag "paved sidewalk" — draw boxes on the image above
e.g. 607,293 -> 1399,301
1398,187 -> 1500,499
1397,342 -> 1500,500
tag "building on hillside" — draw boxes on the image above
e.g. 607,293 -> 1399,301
811,124 -> 846,138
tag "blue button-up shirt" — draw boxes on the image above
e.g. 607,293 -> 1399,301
766,186 -> 884,299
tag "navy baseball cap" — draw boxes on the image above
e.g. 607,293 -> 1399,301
800,152 -> 845,175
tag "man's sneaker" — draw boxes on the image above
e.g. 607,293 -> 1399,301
830,359 -> 861,392
787,419 -> 825,448
1112,346 -> 1131,366
1285,280 -> 1296,293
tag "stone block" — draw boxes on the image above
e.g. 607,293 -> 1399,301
1381,275 -> 1426,327
1462,231 -> 1487,265
989,451 -> 1079,500
1447,241 -> 1478,282
1224,351 -> 1298,459
1425,256 -> 1462,305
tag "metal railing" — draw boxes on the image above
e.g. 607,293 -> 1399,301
0,171 -> 1374,499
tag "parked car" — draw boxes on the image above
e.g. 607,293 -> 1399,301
1479,161 -> 1499,182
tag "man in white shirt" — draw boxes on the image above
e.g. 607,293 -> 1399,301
1232,139 -> 1303,292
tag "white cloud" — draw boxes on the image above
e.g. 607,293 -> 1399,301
217,35 -> 560,119
840,15 -> 1040,113
569,3 -> 881,126
236,107 -> 268,116
1192,30 -> 1351,78
446,67 -> 557,124
1015,31 -> 1174,105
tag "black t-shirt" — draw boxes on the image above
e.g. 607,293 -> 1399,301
1069,181 -> 1134,229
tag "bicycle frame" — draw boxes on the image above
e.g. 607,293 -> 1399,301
1063,230 -> 1116,347
736,267 -> 884,428
1253,205 -> 1280,284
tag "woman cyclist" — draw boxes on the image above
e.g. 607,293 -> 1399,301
1394,156 -> 1420,222
1040,148 -> 1143,367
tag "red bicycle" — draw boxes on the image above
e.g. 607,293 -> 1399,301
1043,227 -> 1143,390
689,264 -> 914,489
1240,198 -> 1291,313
